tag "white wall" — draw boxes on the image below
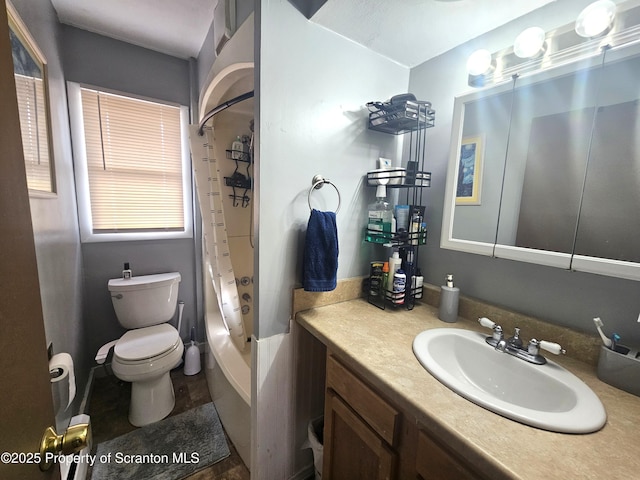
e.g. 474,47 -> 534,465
255,0 -> 409,477
409,0 -> 640,341
257,0 -> 408,339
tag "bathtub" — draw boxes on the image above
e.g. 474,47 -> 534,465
203,271 -> 251,469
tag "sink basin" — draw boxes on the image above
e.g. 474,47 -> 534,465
413,328 -> 606,433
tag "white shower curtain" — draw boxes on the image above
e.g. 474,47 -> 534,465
189,125 -> 246,352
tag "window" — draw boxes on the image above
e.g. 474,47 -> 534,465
68,83 -> 192,242
9,1 -> 55,195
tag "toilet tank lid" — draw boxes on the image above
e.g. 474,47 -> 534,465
108,272 -> 181,292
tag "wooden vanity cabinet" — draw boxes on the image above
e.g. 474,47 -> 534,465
415,429 -> 480,480
323,353 -> 486,480
323,391 -> 398,479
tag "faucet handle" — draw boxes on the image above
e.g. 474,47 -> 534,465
528,339 -> 566,356
539,340 -> 566,356
478,317 -> 503,341
478,317 -> 496,329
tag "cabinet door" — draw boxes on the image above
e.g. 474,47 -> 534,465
415,429 -> 481,480
323,391 -> 397,480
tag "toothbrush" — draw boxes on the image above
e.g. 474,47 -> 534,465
593,317 -> 612,348
611,333 -> 621,352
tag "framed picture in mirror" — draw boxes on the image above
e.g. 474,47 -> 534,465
456,135 -> 483,205
7,0 -> 56,195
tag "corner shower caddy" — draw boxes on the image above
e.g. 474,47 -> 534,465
224,147 -> 252,208
365,97 -> 435,310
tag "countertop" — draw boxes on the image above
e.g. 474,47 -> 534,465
296,298 -> 640,479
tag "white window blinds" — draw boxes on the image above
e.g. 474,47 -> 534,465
79,87 -> 185,233
15,73 -> 53,192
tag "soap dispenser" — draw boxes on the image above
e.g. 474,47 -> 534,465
438,274 -> 460,323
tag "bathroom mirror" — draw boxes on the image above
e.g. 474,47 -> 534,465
443,82 -> 513,256
442,42 -> 640,281
571,43 -> 640,279
492,53 -> 604,269
7,1 -> 56,195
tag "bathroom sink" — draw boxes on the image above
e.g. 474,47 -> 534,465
413,328 -> 606,433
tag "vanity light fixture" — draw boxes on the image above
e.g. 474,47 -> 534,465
466,49 -> 493,76
466,49 -> 494,87
514,27 -> 546,59
465,0 -> 639,88
575,0 -> 617,38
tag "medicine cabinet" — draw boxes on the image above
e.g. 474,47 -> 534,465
442,41 -> 640,281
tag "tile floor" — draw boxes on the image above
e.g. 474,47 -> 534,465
88,360 -> 250,480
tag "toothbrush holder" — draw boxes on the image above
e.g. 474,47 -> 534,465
597,344 -> 640,397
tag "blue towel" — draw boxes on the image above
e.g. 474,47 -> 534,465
303,209 -> 339,292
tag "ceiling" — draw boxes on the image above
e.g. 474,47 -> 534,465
50,0 -> 554,66
312,0 -> 555,67
50,0 -> 216,59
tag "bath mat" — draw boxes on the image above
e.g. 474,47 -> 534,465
91,402 -> 230,480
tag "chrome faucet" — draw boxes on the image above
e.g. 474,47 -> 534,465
478,317 -> 566,365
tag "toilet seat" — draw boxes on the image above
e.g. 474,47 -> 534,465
114,324 -> 180,363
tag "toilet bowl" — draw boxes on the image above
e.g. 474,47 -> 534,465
111,324 -> 184,426
105,272 -> 183,426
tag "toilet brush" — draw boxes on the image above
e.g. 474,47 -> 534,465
184,326 -> 201,376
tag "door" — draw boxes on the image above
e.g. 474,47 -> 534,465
323,392 -> 397,480
0,1 -> 58,479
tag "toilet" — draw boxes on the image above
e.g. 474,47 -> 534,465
107,272 -> 184,427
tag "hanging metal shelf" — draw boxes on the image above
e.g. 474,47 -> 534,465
225,149 -> 251,163
366,99 -> 435,134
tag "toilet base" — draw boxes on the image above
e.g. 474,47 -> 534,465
129,372 -> 176,426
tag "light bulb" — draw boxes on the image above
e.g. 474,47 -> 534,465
467,49 -> 493,76
575,0 -> 616,38
514,27 -> 546,58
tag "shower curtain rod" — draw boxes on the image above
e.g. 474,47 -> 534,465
197,90 -> 254,135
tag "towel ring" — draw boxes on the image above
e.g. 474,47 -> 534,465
308,174 -> 341,214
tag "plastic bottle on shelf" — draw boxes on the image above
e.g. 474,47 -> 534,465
392,269 -> 406,305
369,261 -> 384,298
387,250 -> 402,291
231,136 -> 244,160
410,209 -> 423,246
382,262 -> 390,300
394,205 -> 410,232
366,185 -> 393,244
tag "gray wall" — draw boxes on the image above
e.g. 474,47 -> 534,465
60,26 -> 201,354
409,0 -> 640,343
61,25 -> 191,106
11,0 -> 86,423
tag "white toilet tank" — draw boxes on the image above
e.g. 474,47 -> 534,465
108,272 -> 181,329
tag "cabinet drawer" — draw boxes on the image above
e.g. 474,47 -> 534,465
415,429 -> 480,480
326,355 -> 400,446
